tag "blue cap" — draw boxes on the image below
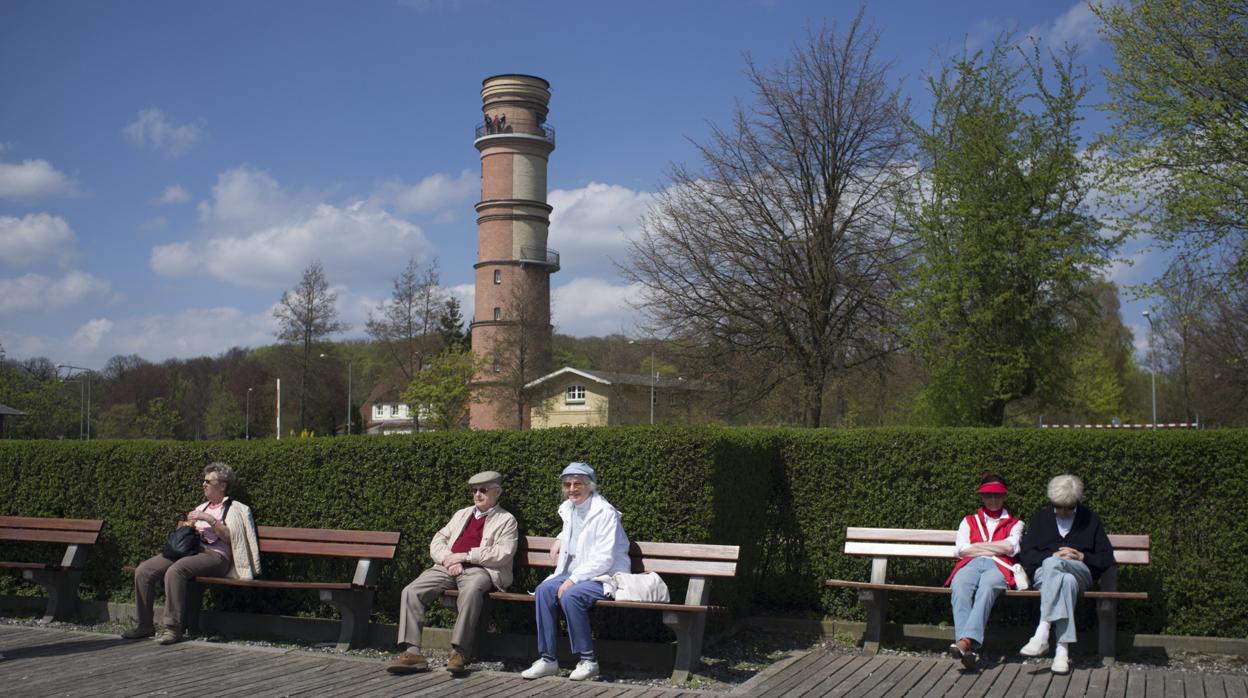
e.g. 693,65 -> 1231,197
560,462 -> 596,484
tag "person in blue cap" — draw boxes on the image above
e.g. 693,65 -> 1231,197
521,462 -> 630,682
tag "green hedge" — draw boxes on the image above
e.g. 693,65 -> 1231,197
1,427 -> 1244,639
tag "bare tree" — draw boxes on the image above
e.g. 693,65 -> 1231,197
366,258 -> 444,381
484,284 -> 551,429
274,261 -> 347,430
623,13 -> 912,427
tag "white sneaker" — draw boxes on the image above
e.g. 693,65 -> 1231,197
1020,637 -> 1050,657
1051,654 -> 1070,675
521,658 -> 559,680
569,659 -> 599,681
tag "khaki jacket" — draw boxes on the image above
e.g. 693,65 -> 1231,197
429,505 -> 518,591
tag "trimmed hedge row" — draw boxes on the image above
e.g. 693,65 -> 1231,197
0,427 -> 1243,638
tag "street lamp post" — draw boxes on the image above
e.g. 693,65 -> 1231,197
1142,311 -> 1157,429
56,364 -> 94,440
245,388 -> 253,440
628,340 -> 657,425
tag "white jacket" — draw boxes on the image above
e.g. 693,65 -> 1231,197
550,493 -> 630,584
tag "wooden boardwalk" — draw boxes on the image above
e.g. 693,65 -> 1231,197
2,624 -> 1246,697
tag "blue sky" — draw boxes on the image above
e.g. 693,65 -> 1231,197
0,0 -> 1160,369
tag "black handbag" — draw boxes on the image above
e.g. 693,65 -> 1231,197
162,499 -> 232,560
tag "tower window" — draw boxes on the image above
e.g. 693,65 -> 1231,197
493,307 -> 501,321
494,270 -> 501,284
492,359 -> 501,373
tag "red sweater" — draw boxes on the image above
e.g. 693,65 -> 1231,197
451,513 -> 486,555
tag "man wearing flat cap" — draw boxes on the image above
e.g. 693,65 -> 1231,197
387,470 -> 518,676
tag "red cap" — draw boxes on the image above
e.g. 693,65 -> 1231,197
977,481 -> 1008,494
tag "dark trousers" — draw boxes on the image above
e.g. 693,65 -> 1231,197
133,552 -> 230,630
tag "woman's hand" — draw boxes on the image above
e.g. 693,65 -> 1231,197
187,510 -> 217,526
557,577 -> 575,599
548,539 -> 561,566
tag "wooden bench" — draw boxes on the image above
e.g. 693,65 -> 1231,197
0,515 -> 104,623
442,535 -> 739,683
130,525 -> 400,651
825,527 -> 1150,664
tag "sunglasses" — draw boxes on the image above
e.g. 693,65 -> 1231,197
470,486 -> 496,495
202,479 -> 222,487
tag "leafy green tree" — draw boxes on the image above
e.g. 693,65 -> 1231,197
138,397 -> 181,439
96,404 -> 141,438
1094,0 -> 1248,286
903,38 -> 1114,425
203,382 -> 244,439
436,297 -> 470,353
400,350 -> 482,431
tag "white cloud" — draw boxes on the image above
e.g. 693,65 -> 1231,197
0,270 -> 111,314
72,318 -> 113,351
375,170 -> 477,216
1027,2 -> 1102,52
122,108 -> 203,158
551,277 -> 644,337
155,184 -> 190,205
107,306 -> 279,360
0,159 -> 80,199
0,213 -> 77,266
153,166 -> 433,287
548,182 -> 654,278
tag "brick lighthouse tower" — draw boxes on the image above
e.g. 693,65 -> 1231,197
469,74 -> 558,429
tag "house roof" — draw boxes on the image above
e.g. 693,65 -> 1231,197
0,403 -> 25,417
524,366 -> 712,391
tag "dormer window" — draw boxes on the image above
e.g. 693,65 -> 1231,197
565,385 -> 586,404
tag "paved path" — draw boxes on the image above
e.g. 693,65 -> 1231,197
2,624 -> 1246,697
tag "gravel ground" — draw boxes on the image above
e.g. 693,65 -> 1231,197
3,613 -> 1245,691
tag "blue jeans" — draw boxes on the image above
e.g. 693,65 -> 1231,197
950,557 -> 1007,647
1032,556 -> 1093,644
534,574 -> 606,660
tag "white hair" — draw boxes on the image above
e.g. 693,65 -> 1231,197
1047,474 -> 1084,508
203,462 -> 235,490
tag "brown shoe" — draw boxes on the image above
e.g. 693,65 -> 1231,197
120,625 -> 155,640
157,628 -> 182,645
446,651 -> 468,674
386,650 -> 430,674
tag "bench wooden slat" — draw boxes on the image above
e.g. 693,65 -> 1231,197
846,528 -> 956,543
256,526 -> 400,546
442,589 -> 727,613
0,528 -> 101,545
825,579 -> 1149,600
519,536 -> 738,563
0,516 -> 103,533
846,527 -> 1149,550
192,576 -> 359,591
258,539 -> 397,559
0,561 -> 58,571
844,540 -> 1148,564
516,551 -> 737,577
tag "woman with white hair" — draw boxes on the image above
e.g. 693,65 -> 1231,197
521,462 -> 630,682
1017,474 -> 1115,675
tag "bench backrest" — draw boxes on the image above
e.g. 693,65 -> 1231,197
517,535 -> 739,578
842,527 -> 1150,565
255,526 -> 399,560
0,516 -> 104,568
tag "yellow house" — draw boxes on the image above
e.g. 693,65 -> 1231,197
525,367 -> 714,428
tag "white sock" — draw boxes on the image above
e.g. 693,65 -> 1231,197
1054,643 -> 1070,659
1034,621 -> 1051,642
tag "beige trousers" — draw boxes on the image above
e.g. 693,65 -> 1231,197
397,565 -> 494,659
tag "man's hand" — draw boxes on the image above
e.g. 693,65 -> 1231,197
1055,547 -> 1085,561
447,563 -> 464,577
441,552 -> 467,568
557,578 -> 575,599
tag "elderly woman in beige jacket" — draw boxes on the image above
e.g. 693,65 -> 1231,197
122,462 -> 262,645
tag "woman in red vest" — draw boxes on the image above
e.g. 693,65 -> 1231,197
945,473 -> 1025,670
